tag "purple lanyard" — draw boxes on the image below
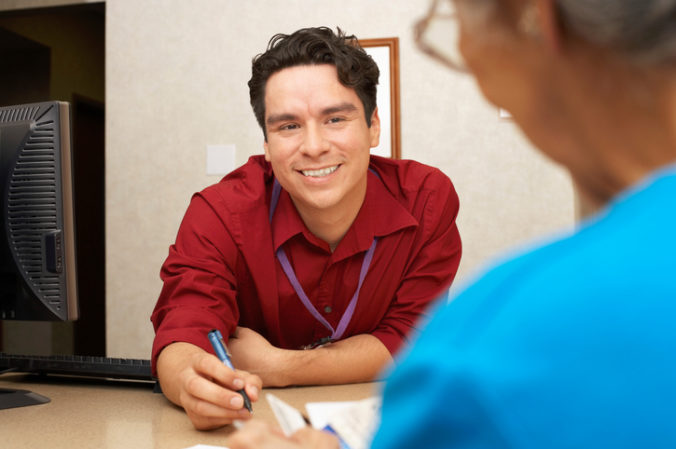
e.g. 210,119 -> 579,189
269,179 -> 377,340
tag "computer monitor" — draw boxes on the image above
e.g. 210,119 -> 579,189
0,101 -> 78,409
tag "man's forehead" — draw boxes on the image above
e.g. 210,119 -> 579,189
263,65 -> 363,117
265,65 -> 351,95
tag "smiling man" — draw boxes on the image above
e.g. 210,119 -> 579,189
150,27 -> 461,430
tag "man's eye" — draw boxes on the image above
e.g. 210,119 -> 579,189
280,123 -> 299,131
327,117 -> 344,124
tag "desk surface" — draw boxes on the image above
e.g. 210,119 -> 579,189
0,374 -> 379,449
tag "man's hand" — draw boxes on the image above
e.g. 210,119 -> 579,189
156,342 -> 262,430
228,420 -> 339,449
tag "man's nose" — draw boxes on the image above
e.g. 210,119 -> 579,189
300,123 -> 329,157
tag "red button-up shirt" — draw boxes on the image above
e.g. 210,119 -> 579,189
151,155 -> 461,372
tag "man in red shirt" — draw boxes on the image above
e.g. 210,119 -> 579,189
151,27 -> 461,430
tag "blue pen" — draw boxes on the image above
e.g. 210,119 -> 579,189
207,329 -> 253,413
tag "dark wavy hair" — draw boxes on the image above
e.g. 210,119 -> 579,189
248,27 -> 379,140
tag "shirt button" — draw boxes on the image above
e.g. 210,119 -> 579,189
323,306 -> 332,314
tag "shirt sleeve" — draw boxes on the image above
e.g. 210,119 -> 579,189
150,193 -> 240,375
371,173 -> 462,355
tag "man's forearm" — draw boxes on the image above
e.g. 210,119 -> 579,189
263,334 -> 393,387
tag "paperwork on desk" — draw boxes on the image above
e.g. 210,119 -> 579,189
183,395 -> 380,449
267,393 -> 381,449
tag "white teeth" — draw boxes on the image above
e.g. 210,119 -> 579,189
301,165 -> 338,177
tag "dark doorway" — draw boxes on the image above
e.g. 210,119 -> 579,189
0,28 -> 50,105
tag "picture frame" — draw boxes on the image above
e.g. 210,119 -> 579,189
360,37 -> 401,159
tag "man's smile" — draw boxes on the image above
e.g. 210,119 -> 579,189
300,165 -> 340,178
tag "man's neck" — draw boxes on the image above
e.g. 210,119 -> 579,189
291,186 -> 367,252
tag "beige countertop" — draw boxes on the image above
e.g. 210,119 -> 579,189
0,373 -> 380,449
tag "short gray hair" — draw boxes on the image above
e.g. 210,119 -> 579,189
557,0 -> 676,63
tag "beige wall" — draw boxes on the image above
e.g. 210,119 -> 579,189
4,0 -> 575,359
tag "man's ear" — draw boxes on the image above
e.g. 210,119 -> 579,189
369,107 -> 381,148
538,0 -> 562,53
263,140 -> 271,162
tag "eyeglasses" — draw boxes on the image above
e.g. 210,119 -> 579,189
414,0 -> 468,72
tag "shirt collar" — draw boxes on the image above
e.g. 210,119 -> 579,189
270,187 -> 315,250
270,169 -> 418,259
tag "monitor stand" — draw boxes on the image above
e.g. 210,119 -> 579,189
0,388 -> 50,410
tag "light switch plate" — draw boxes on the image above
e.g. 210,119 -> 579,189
206,144 -> 236,175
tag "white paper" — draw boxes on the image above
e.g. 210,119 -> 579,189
318,397 -> 381,449
264,394 -> 380,449
266,393 -> 308,436
305,401 -> 360,429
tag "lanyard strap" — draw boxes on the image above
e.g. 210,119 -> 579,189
269,179 -> 377,340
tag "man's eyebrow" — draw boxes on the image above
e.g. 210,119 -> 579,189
321,102 -> 358,116
266,113 -> 298,126
266,103 -> 359,126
